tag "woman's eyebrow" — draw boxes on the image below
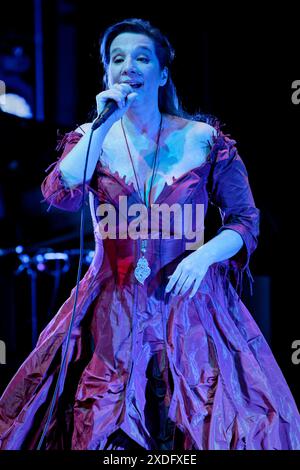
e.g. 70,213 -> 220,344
111,46 -> 153,55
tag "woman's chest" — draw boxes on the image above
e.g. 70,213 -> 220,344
100,132 -> 210,198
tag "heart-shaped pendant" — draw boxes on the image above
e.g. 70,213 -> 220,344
134,256 -> 151,284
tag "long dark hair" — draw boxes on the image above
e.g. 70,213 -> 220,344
90,18 -> 218,127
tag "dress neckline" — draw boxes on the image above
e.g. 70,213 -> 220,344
70,127 -> 233,205
98,158 -> 212,205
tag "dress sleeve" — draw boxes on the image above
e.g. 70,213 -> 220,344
208,130 -> 260,296
40,130 -> 100,212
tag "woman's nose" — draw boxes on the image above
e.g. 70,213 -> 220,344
122,57 -> 140,75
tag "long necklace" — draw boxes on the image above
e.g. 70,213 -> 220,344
121,114 -> 163,284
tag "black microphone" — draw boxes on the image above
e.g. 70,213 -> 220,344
91,99 -> 118,131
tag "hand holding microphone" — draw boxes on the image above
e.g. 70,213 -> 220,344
92,83 -> 138,130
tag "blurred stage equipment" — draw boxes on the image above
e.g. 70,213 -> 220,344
1,245 -> 94,348
0,0 -> 44,121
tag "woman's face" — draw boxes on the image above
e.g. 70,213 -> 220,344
106,32 -> 167,106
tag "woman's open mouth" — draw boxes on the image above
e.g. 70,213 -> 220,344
121,81 -> 143,89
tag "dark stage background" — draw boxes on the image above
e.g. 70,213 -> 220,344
0,1 -> 299,411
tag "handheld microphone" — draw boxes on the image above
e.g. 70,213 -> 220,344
91,99 -> 118,131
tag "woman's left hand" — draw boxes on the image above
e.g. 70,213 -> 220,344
165,249 -> 212,299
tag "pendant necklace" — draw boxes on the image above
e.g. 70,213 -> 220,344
120,113 -> 163,284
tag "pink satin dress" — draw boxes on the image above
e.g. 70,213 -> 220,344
0,125 -> 299,450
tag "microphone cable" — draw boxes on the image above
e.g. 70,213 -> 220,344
36,127 -> 95,450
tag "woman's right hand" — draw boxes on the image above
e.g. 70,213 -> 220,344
95,83 -> 138,128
